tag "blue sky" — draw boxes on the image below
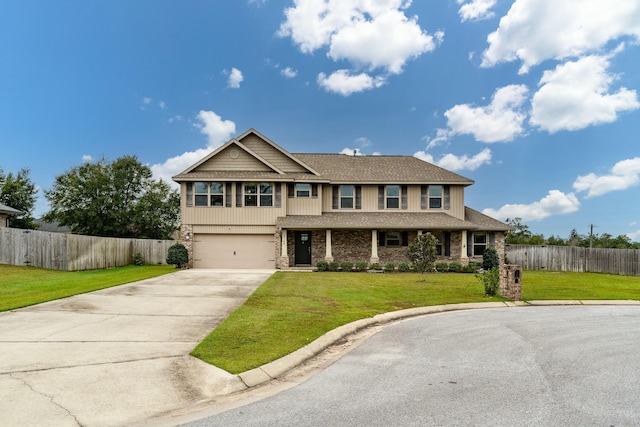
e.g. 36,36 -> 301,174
1,0 -> 639,240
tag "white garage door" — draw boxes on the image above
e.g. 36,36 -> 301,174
193,234 -> 275,269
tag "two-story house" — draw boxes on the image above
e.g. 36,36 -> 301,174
172,129 -> 509,269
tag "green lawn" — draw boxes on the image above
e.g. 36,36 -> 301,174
0,264 -> 176,311
192,270 -> 640,374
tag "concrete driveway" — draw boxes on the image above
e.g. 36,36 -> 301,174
0,269 -> 274,427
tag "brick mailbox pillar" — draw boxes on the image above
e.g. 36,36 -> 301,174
500,265 -> 522,301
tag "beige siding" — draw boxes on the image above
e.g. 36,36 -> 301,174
240,134 -> 308,173
193,225 -> 276,234
196,145 -> 274,172
287,197 -> 323,215
183,206 -> 285,226
449,185 -> 465,219
193,234 -> 275,269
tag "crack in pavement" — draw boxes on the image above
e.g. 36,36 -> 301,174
8,373 -> 82,427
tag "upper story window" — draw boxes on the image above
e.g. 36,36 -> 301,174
244,182 -> 273,207
386,185 -> 400,209
296,183 -> 310,198
340,185 -> 354,209
193,182 -> 224,207
429,185 -> 443,209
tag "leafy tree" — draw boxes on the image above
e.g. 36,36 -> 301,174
0,168 -> 38,229
44,156 -> 179,239
406,232 -> 439,280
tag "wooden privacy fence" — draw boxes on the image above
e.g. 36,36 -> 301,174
0,227 -> 174,271
506,244 -> 640,276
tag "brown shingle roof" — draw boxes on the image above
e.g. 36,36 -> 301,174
464,207 -> 511,231
277,212 -> 478,230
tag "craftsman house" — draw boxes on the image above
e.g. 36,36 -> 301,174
173,129 -> 509,269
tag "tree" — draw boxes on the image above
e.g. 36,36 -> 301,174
0,168 -> 38,229
481,246 -> 500,270
406,232 -> 439,280
44,156 -> 180,239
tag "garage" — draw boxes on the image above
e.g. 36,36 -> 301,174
193,234 -> 275,269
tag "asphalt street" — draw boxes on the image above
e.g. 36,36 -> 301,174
180,305 -> 640,427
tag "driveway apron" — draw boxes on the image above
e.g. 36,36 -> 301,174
0,269 -> 273,427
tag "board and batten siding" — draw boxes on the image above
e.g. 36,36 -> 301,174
182,205 -> 287,226
240,134 -> 309,173
0,227 -> 173,271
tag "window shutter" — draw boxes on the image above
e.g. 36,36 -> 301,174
467,232 -> 473,257
332,186 -> 338,209
225,183 -> 232,207
312,184 -> 318,198
355,186 -> 362,209
275,183 -> 281,208
421,186 -> 427,210
287,183 -> 294,198
489,232 -> 495,246
378,231 -> 386,247
236,183 -> 243,207
445,232 -> 451,256
186,183 -> 193,207
401,185 -> 408,210
401,232 -> 408,246
378,186 -> 384,209
444,185 -> 450,210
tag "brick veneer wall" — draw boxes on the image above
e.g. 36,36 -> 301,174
179,224 -> 194,268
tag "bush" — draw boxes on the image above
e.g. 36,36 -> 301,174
354,261 -> 368,272
340,261 -> 354,272
166,243 -> 188,268
132,252 -> 144,266
434,262 -> 449,272
482,247 -> 500,270
384,262 -> 396,272
316,260 -> 329,271
476,267 -> 500,296
464,261 -> 483,273
397,262 -> 411,272
448,262 -> 463,272
369,262 -> 381,270
327,261 -> 340,272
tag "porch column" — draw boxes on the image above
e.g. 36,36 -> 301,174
325,229 -> 333,261
280,229 -> 290,269
461,230 -> 469,261
370,230 -> 379,264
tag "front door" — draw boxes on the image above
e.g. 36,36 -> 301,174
295,231 -> 312,265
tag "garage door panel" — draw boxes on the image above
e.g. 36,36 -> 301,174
194,234 -> 274,269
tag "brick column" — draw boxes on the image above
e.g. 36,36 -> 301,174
180,224 -> 194,268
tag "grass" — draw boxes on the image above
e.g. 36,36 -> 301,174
192,270 -> 640,374
0,264 -> 176,312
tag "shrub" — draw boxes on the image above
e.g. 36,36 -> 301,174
448,262 -> 463,273
327,261 -> 340,272
340,261 -> 354,272
434,262 -> 449,272
406,232 -> 439,280
132,252 -> 144,266
464,262 -> 483,273
166,243 -> 188,268
397,262 -> 411,272
316,260 -> 329,271
354,261 -> 368,272
369,262 -> 381,270
482,247 -> 500,270
384,262 -> 396,272
476,267 -> 500,296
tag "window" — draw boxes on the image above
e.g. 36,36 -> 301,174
295,183 -> 310,198
193,182 -> 225,207
474,232 -> 487,256
429,185 -> 443,209
386,185 -> 400,209
340,185 -> 354,209
244,182 -> 273,207
210,182 -> 224,206
386,232 -> 401,246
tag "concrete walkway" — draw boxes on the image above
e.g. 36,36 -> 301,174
0,269 -> 273,427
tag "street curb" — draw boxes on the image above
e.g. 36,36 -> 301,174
236,300 -> 640,389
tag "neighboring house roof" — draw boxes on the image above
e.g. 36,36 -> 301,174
34,219 -> 71,233
0,202 -> 22,215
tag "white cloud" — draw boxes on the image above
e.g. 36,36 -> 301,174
457,0 -> 496,22
481,0 -> 640,73
82,155 -> 92,163
340,147 -> 364,156
281,67 -> 298,78
143,97 -> 152,105
573,157 -> 640,198
414,148 -> 492,171
530,54 -> 640,133
355,136 -> 371,147
482,190 -> 580,222
627,229 -> 640,241
443,84 -> 529,143
150,111 -> 236,186
227,67 -> 244,89
317,70 -> 385,96
278,0 -> 440,86
158,101 -> 166,109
